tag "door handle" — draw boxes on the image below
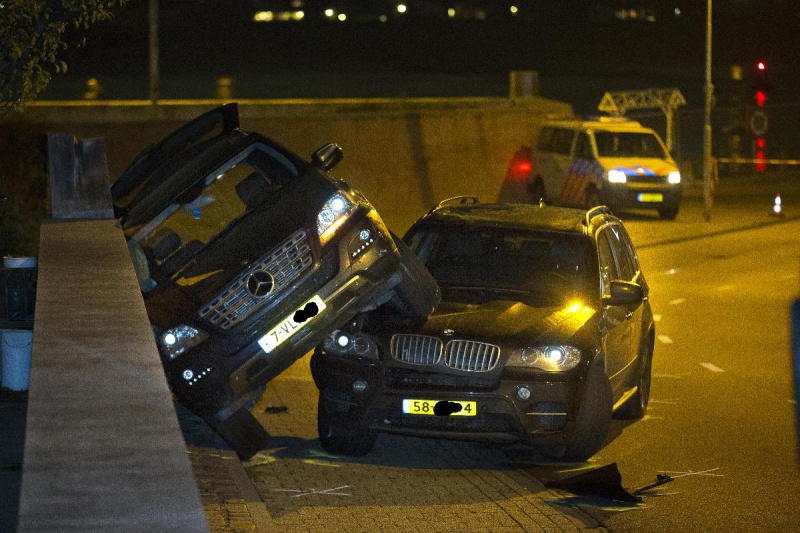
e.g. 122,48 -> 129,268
625,311 -> 634,320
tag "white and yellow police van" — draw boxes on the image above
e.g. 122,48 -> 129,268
529,117 -> 682,219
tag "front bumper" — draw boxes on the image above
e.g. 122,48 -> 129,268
164,214 -> 401,420
599,182 -> 682,211
311,352 -> 584,447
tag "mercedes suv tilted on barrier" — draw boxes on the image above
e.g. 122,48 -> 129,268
111,104 -> 439,458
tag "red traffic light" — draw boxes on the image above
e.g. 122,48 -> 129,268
757,61 -> 766,71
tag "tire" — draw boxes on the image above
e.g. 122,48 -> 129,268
584,187 -> 601,210
530,178 -> 547,205
317,390 -> 377,456
561,363 -> 613,462
615,334 -> 654,420
383,232 -> 441,319
658,206 -> 679,220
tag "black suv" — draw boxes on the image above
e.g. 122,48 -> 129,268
311,200 -> 655,461
112,104 -> 438,458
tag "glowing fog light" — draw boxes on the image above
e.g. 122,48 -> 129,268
668,171 -> 681,184
517,386 -> 531,401
352,380 -> 368,393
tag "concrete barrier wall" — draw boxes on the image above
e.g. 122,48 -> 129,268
14,97 -> 574,233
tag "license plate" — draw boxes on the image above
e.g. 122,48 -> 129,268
637,192 -> 663,202
402,399 -> 477,417
258,295 -> 326,354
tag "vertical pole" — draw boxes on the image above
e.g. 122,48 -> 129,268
793,298 -> 800,463
149,0 -> 159,105
702,0 -> 713,221
665,108 -> 674,152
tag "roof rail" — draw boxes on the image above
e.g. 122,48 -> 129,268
428,196 -> 480,214
583,205 -> 614,226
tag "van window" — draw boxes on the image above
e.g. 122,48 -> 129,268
536,127 -> 555,151
536,127 -> 574,155
574,132 -> 593,159
594,131 -> 667,158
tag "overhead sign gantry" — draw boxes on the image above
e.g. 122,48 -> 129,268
597,88 -> 687,151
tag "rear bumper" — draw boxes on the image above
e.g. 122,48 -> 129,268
600,182 -> 682,211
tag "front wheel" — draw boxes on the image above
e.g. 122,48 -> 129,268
658,206 -> 679,220
317,390 -> 377,456
561,364 -> 613,462
615,335 -> 653,420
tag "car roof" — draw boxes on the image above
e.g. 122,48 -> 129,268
541,119 -> 654,134
418,202 -> 615,235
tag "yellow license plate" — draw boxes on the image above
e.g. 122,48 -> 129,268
637,193 -> 663,202
402,399 -> 477,417
258,295 -> 326,354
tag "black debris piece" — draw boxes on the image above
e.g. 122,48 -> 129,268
546,462 -> 642,503
264,405 -> 289,414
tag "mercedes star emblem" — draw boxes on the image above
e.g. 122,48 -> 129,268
246,270 -> 275,298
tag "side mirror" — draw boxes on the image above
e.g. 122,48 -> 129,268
602,280 -> 643,307
312,143 -> 344,171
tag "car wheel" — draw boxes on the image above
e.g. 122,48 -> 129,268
530,178 -> 547,205
658,206 -> 679,220
383,232 -> 441,319
584,187 -> 601,210
560,363 -> 613,462
615,334 -> 654,420
317,390 -> 377,456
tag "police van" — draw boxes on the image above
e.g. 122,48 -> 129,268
528,117 -> 682,219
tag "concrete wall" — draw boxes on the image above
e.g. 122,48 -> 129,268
12,97 -> 574,233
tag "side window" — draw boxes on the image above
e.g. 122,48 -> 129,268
536,127 -> 555,151
607,225 -> 636,281
574,132 -> 593,160
596,230 -> 619,297
552,129 -> 575,155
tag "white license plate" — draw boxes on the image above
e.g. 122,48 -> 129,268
258,295 -> 326,354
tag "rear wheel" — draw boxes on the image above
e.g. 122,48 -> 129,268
560,364 -> 613,462
317,389 -> 377,456
382,233 -> 441,319
616,334 -> 654,420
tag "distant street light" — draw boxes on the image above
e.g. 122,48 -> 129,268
397,4 -> 407,14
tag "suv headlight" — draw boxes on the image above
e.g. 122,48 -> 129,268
668,171 -> 681,184
508,345 -> 581,371
317,192 -> 357,245
322,329 -> 379,359
607,170 -> 627,183
159,325 -> 208,360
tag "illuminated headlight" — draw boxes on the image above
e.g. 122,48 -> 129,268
607,170 -> 627,183
668,171 -> 681,184
323,329 -> 378,359
507,345 -> 581,372
317,192 -> 356,245
159,325 -> 208,360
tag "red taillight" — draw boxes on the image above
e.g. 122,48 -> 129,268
515,161 -> 532,174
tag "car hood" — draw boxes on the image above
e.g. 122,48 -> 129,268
376,298 -> 598,348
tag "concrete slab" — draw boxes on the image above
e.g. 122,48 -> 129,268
17,219 -> 208,532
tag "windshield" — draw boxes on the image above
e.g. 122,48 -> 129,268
129,144 -> 298,291
406,226 -> 594,305
594,131 -> 668,159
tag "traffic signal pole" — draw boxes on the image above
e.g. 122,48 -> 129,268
703,0 -> 714,221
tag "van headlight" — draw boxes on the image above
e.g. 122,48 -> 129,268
607,170 -> 627,183
317,193 -> 356,245
159,325 -> 208,359
323,329 -> 379,359
508,345 -> 581,371
668,171 -> 681,184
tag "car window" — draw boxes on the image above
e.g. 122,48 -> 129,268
594,131 -> 668,158
596,229 -> 619,297
536,127 -> 555,151
606,224 -> 636,281
551,128 -> 575,155
407,225 -> 594,305
130,144 -> 295,291
574,132 -> 593,160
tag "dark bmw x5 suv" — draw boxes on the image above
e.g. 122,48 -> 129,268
112,104 -> 438,458
312,200 -> 655,461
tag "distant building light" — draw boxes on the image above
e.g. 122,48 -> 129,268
674,7 -> 681,16
447,8 -> 455,18
293,10 -> 304,20
379,14 -> 387,22
290,0 -> 303,7
277,11 -> 293,21
254,11 -> 274,22
338,13 -> 346,21
325,8 -> 334,17
510,5 -> 518,15
397,4 -> 407,14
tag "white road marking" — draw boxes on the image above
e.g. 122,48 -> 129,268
273,485 -> 352,497
666,269 -> 677,275
649,399 -> 679,404
669,298 -> 686,305
653,314 -> 662,322
657,335 -> 673,344
716,284 -> 735,292
661,468 -> 724,479
652,373 -> 682,379
700,363 -> 725,373
789,400 -> 797,405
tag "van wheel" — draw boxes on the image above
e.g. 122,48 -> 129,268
584,187 -> 601,210
383,232 -> 441,319
530,178 -> 547,205
658,206 -> 679,220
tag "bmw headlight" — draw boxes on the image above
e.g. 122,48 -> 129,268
668,171 -> 681,184
323,329 -> 378,359
317,192 -> 356,245
607,170 -> 627,184
508,345 -> 581,372
159,325 -> 208,360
